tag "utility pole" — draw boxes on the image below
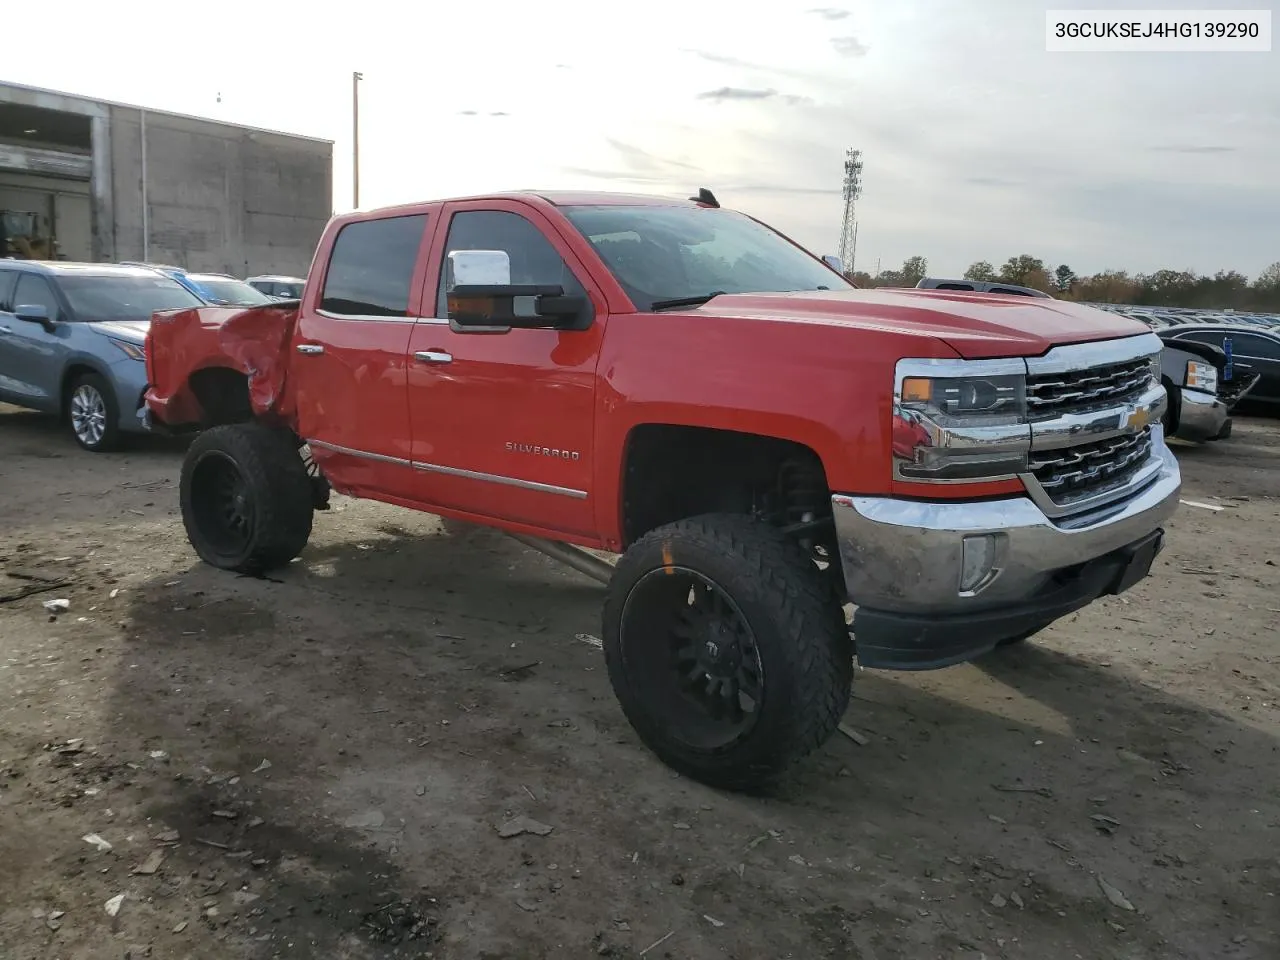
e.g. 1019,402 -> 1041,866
352,71 -> 363,209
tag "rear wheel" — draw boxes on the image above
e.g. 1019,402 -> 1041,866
67,372 -> 122,453
180,422 -> 314,573
603,514 -> 852,793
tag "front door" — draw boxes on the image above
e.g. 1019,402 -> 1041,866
405,201 -> 605,539
0,272 -> 67,411
291,210 -> 436,504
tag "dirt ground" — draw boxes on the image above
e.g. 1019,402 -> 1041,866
1,404 -> 1277,960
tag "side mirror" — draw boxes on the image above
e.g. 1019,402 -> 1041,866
822,255 -> 844,274
15,303 -> 54,329
445,249 -> 590,332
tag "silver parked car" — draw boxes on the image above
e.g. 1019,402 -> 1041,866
0,261 -> 205,451
246,274 -> 306,300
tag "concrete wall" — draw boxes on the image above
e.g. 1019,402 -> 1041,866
109,107 -> 332,277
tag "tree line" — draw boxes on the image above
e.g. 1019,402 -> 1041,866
849,255 -> 1280,313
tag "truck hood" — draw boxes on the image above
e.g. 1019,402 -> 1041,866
694,288 -> 1152,359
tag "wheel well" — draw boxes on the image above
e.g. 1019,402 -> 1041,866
188,367 -> 253,426
59,364 -> 104,416
621,424 -> 840,579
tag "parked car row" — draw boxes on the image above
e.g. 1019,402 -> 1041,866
0,258 -> 303,451
913,277 -> 1276,442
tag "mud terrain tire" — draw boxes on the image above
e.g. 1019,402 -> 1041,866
603,514 -> 852,793
180,422 -> 314,574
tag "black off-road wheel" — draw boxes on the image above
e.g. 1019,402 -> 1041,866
180,422 -> 314,574
603,514 -> 852,793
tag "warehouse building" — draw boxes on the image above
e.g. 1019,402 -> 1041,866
0,80 -> 333,276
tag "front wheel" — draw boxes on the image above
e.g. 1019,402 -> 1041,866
67,372 -> 121,452
603,514 -> 852,793
180,423 -> 314,573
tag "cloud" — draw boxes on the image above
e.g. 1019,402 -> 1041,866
458,110 -> 477,116
684,49 -> 826,83
696,87 -> 812,106
606,139 -> 698,173
966,176 -> 1024,188
830,36 -> 869,57
456,110 -> 510,117
1150,145 -> 1234,154
807,6 -> 850,19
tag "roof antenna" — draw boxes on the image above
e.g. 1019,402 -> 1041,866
689,187 -> 719,208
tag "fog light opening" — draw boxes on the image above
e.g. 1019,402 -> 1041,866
959,534 -> 1000,595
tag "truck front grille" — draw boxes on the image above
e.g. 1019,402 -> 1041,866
1026,356 -> 1155,420
1029,426 -> 1154,506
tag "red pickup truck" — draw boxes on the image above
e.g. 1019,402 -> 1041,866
142,188 -> 1181,792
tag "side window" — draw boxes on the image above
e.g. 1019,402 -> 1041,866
1175,331 -> 1227,350
13,274 -> 61,321
436,210 -> 585,318
320,213 -> 428,318
0,270 -> 16,311
1232,333 -> 1280,360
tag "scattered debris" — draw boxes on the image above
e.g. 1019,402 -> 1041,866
104,894 -> 125,918
252,759 -> 272,773
992,783 -> 1054,798
703,914 -> 725,928
149,750 -> 168,760
988,814 -> 1008,825
359,898 -> 439,945
82,833 -> 112,852
990,893 -> 1008,908
133,850 -> 165,875
246,817 -> 265,829
173,921 -> 189,934
42,598 -> 71,613
1010,892 -> 1025,909
1098,876 -> 1136,911
575,633 -> 603,649
212,809 -> 238,820
497,816 -> 554,839
673,821 -> 692,830
1180,499 -> 1224,511
1091,814 -> 1122,828
343,809 -> 386,829
639,931 -> 675,956
515,898 -> 539,912
837,722 -> 869,745
154,829 -> 180,843
232,891 -> 260,907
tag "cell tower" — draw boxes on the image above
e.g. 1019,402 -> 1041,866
838,148 -> 863,273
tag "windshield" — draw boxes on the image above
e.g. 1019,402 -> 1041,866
560,204 -> 853,311
59,274 -> 206,322
192,277 -> 275,306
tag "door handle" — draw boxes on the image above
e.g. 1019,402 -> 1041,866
296,343 -> 324,355
414,350 -> 453,364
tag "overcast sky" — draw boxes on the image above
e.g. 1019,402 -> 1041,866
6,0 -> 1277,278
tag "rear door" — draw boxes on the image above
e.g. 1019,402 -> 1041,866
291,210 -> 437,503
0,272 -> 67,411
404,200 -> 605,538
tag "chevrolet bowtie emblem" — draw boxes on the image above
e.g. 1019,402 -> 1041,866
1124,407 -> 1150,430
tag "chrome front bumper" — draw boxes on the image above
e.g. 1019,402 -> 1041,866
1173,388 -> 1229,443
832,431 -> 1182,669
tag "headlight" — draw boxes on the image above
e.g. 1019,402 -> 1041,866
899,374 -> 1026,424
1185,360 -> 1217,394
893,359 -> 1031,483
110,338 -> 146,362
